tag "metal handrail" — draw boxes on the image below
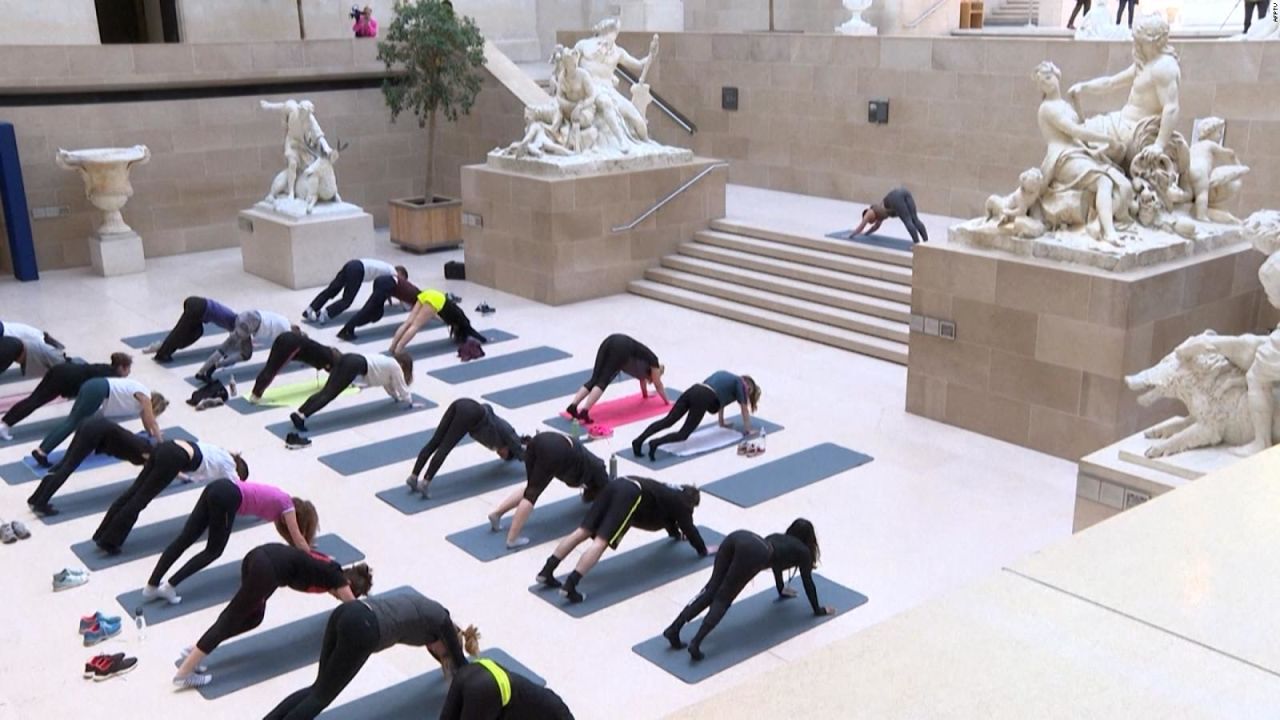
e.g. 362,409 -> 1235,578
612,162 -> 729,233
614,67 -> 697,135
904,0 -> 950,29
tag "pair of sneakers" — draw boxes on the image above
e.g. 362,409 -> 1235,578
142,581 -> 182,605
737,436 -> 766,458
79,612 -> 122,647
0,520 -> 30,543
84,652 -> 137,681
53,567 -> 90,592
302,307 -> 330,324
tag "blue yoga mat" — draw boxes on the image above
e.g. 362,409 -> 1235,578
39,472 -> 203,525
318,648 -> 545,720
302,302 -> 407,328
619,417 -> 785,471
824,230 -> 915,253
0,414 -> 73,445
72,515 -> 267,571
183,359 -> 281,387
375,459 -> 527,515
428,346 -> 571,385
115,534 -> 364,625
529,528 -> 725,618
121,324 -> 224,349
446,494 -> 589,562
633,574 -> 869,683
703,443 -> 872,508
481,370 -> 591,410
0,369 -> 29,387
265,394 -> 435,440
197,585 -> 418,700
318,428 -> 470,477
0,426 -> 196,486
387,329 -> 518,360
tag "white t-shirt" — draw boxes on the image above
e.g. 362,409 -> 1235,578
361,259 -> 396,282
254,311 -> 292,346
102,378 -> 150,417
362,353 -> 411,403
189,443 -> 239,483
2,322 -> 44,345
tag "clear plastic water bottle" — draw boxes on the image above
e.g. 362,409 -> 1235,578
135,607 -> 146,643
609,453 -> 618,481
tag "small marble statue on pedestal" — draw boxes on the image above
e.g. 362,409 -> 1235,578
836,0 -> 877,35
55,145 -> 150,276
258,99 -> 353,217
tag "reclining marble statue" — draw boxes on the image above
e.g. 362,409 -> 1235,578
259,98 -> 347,215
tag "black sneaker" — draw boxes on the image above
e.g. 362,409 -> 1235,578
285,432 -> 311,450
560,587 -> 585,604
84,652 -> 126,679
91,653 -> 138,681
290,412 -> 307,432
31,449 -> 51,468
336,329 -> 356,342
29,502 -> 59,517
475,302 -> 495,315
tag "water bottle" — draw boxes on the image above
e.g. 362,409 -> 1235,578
135,607 -> 146,643
609,453 -> 618,481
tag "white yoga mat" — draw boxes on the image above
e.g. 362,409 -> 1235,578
666,424 -> 744,456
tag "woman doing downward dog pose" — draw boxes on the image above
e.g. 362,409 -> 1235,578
143,478 -> 317,605
303,258 -> 405,325
336,272 -> 419,342
25,417 -> 152,516
0,335 -> 66,380
195,309 -> 295,384
388,289 -> 487,355
405,398 -> 524,497
537,477 -> 710,603
145,296 -> 238,363
663,519 -> 836,661
567,334 -> 666,423
33,377 -> 166,466
247,331 -> 341,404
1,352 -> 133,439
92,440 -> 244,555
632,371 -> 760,460
441,659 -> 574,720
488,433 -> 608,550
173,544 -> 373,688
289,351 -> 415,432
265,594 -> 480,719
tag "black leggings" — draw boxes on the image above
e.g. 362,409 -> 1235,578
1245,0 -> 1266,31
298,354 -> 367,418
439,300 -> 487,344
26,417 -> 148,508
197,548 -> 276,654
1116,0 -> 1136,26
0,336 -> 21,376
156,296 -> 209,361
252,332 -> 308,398
264,601 -> 379,720
1068,0 -> 1090,25
634,385 -> 719,453
440,663 -> 574,720
583,335 -> 633,392
3,362 -> 82,426
413,398 -> 485,480
148,478 -> 241,588
884,189 -> 928,244
670,530 -> 770,650
309,260 -> 365,318
340,275 -> 397,334
93,441 -> 199,550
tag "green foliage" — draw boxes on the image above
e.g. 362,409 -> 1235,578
377,1 -> 486,128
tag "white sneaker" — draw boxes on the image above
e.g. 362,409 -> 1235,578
143,582 -> 182,605
0,423 -> 10,441
302,308 -> 317,322
173,672 -> 212,689
142,341 -> 162,354
317,309 -> 329,324
247,394 -> 262,405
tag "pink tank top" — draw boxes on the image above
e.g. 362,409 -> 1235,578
236,481 -> 294,521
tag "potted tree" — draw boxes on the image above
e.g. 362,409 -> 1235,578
378,0 -> 485,252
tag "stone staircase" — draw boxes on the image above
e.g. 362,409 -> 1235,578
985,0 -> 1039,25
629,219 -> 912,365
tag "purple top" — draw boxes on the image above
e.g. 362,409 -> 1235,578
236,481 -> 295,521
203,299 -> 238,332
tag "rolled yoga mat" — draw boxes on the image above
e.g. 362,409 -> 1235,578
703,443 -> 873,508
319,428 -> 471,477
226,375 -> 358,416
482,369 -> 592,410
542,388 -> 683,434
38,472 -> 203,525
120,324 -> 224,349
318,648 -> 546,720
265,394 -> 436,440
528,527 -> 726,618
427,346 -> 571,385
632,574 -> 869,684
383,329 -> 518,359
71,514 -> 267,571
445,494 -> 590,562
0,426 -> 196,486
824,230 -> 915,253
197,585 -> 419,700
620,417 -> 785,471
115,534 -> 364,625
375,458 -> 526,515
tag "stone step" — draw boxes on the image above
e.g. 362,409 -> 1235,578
643,267 -> 910,344
711,218 -> 914,269
694,229 -> 914,286
661,253 -> 911,323
678,241 -> 912,304
629,280 -> 909,365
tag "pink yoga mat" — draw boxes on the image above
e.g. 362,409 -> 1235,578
561,392 -> 673,428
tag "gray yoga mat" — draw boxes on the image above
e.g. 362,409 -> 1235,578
265,394 -> 436,440
375,459 -> 527,515
482,370 -> 592,410
386,329 -> 518,359
540,386 -> 685,434
824,230 -> 915,253
318,648 -> 545,720
529,527 -> 726,618
446,494 -> 589,562
428,346 -> 571,385
39,473 -> 203,525
633,574 -> 869,684
302,302 -> 407,328
71,515 -> 267,571
0,369 -> 29,387
197,585 -> 417,700
703,443 -> 873,508
120,324 -> 225,349
184,359 -> 278,387
115,534 -> 364,625
0,425 -> 196,486
0,414 -> 72,445
620,417 -> 785,471
319,429 -> 471,476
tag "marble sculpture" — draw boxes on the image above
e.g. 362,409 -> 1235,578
1074,0 -> 1133,40
56,145 -> 151,237
836,0 -> 876,35
259,98 -> 344,215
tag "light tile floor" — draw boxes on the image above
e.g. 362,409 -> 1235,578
0,187 -> 1073,719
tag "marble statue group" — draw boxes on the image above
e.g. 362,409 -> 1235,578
260,98 -> 345,215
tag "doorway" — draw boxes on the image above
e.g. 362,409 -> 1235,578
95,0 -> 180,43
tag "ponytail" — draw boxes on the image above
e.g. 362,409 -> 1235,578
457,624 -> 482,657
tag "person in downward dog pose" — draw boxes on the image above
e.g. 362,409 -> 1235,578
536,476 -> 711,603
0,352 -> 133,440
246,331 -> 342,404
0,334 -> 66,382
145,297 -> 238,363
487,433 -> 608,550
440,658 -> 575,720
388,288 -> 487,354
336,271 -> 420,342
194,309 -> 295,384
405,398 -> 524,497
172,544 -> 373,689
303,258 -> 406,325
566,334 -> 666,424
264,594 -> 480,719
289,351 -> 415,432
32,377 -> 166,467
631,371 -> 760,460
91,440 -> 243,555
142,476 -> 317,605
663,519 -> 836,661
851,187 -> 929,245
25,417 -> 152,516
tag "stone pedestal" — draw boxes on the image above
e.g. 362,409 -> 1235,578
906,237 -> 1273,461
89,231 -> 145,276
237,202 -> 374,290
462,157 -> 726,306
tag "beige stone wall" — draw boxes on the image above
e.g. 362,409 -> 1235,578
0,0 -> 99,45
683,0 -> 848,33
